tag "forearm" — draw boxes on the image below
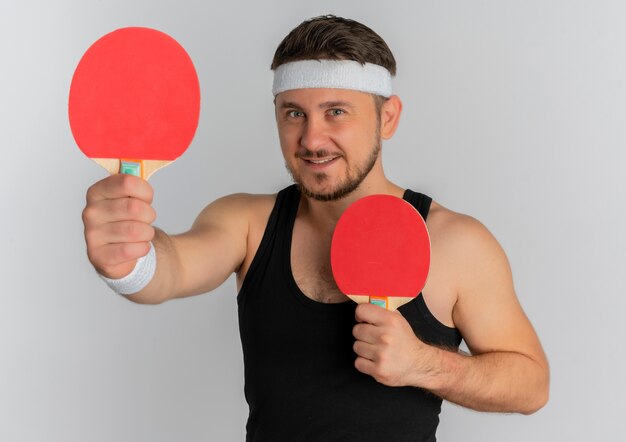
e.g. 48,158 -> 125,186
419,347 -> 549,414
123,223 -> 244,304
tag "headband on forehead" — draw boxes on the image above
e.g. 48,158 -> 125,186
272,59 -> 393,97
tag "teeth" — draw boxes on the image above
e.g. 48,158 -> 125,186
309,158 -> 335,164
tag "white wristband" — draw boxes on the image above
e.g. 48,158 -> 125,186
99,242 -> 157,295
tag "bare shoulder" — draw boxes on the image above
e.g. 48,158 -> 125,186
191,192 -> 277,231
188,192 -> 278,283
427,200 -> 495,242
426,200 -> 513,303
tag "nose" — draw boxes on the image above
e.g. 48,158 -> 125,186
300,115 -> 328,152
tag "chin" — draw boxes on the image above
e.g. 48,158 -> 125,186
286,159 -> 371,202
296,178 -> 361,202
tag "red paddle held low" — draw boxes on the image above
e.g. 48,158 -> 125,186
69,27 -> 200,179
330,194 -> 431,311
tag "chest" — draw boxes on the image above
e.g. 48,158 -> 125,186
290,217 -> 456,327
290,221 -> 347,304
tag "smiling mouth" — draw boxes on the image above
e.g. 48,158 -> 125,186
300,153 -> 342,164
306,157 -> 337,164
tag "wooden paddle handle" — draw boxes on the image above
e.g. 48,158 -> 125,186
93,158 -> 171,180
350,295 -> 416,311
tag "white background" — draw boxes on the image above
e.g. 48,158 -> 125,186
1,1 -> 624,440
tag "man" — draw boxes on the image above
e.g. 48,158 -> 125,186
83,15 -> 549,441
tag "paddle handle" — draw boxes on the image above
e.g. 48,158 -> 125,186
93,158 -> 172,180
353,295 -> 415,311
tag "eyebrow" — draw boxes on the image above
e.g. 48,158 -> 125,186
278,100 -> 355,110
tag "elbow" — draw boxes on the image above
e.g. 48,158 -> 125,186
521,389 -> 549,415
521,367 -> 550,415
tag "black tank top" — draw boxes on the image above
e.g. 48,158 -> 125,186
237,185 -> 462,441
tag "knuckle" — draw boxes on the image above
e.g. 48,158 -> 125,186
85,247 -> 98,265
390,314 -> 403,327
125,198 -> 142,217
84,228 -> 97,246
147,206 -> 157,223
132,222 -> 152,241
355,303 -> 365,316
99,259 -> 119,274
354,305 -> 363,321
87,247 -> 109,271
354,357 -> 364,371
379,333 -> 392,346
86,178 -> 108,203
85,186 -> 95,203
85,181 -> 101,203
82,204 -> 103,227
81,205 -> 94,224
144,183 -> 154,203
146,226 -> 156,241
115,243 -> 134,261
123,222 -> 140,240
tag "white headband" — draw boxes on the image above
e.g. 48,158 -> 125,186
272,59 -> 392,97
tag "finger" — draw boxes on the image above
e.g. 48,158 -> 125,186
86,221 -> 155,247
88,241 -> 151,275
355,302 -> 393,325
354,356 -> 376,377
353,340 -> 377,361
86,174 -> 154,204
352,322 -> 380,344
83,197 -> 156,226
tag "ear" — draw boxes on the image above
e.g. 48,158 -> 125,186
380,95 -> 403,140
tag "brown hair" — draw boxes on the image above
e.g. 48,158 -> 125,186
271,15 -> 396,76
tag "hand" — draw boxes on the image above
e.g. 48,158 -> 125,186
82,174 -> 156,279
353,303 -> 438,388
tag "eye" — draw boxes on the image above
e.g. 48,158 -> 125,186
328,109 -> 345,116
288,110 -> 304,118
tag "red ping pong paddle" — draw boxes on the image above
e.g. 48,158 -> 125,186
69,27 -> 200,179
330,194 -> 431,311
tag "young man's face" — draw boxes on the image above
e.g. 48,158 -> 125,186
274,88 -> 382,201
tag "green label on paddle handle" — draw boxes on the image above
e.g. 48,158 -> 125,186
120,160 -> 142,177
370,297 -> 388,309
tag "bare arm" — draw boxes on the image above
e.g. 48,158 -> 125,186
127,194 -> 251,304
352,214 -> 549,414
430,217 -> 549,413
83,174 -> 251,304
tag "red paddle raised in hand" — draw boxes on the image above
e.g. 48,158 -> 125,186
330,194 -> 431,311
69,27 -> 200,179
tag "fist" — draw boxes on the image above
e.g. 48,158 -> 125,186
82,174 -> 156,278
353,303 -> 429,387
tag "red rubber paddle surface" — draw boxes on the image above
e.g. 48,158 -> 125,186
69,27 -> 200,161
330,194 -> 431,302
